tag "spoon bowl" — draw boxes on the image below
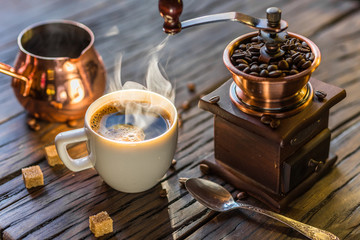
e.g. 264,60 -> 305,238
185,178 -> 339,240
185,177 -> 237,212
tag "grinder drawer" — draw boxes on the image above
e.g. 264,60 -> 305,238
282,128 -> 331,193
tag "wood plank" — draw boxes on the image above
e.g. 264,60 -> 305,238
0,0 -> 359,239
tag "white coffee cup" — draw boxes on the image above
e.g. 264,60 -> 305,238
55,89 -> 178,193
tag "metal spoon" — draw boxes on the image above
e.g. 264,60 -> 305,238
185,178 -> 339,240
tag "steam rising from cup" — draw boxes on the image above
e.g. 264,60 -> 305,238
104,36 -> 174,141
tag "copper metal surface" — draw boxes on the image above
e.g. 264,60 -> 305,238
223,32 -> 320,117
0,20 -> 106,122
229,82 -> 313,117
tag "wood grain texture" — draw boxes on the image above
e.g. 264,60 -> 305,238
0,0 -> 359,239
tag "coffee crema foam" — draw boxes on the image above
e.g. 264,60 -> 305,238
90,101 -> 171,142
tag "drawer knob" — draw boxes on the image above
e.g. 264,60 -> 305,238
308,159 -> 324,172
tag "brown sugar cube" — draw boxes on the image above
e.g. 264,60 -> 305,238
22,165 -> 44,189
44,145 -> 63,166
89,211 -> 113,237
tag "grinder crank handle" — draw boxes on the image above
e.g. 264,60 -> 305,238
159,0 -> 288,34
182,12 -> 288,33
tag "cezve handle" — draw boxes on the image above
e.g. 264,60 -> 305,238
0,62 -> 31,97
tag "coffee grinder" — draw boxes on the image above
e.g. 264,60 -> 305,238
159,0 -> 346,212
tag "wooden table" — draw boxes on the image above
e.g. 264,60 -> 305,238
0,0 -> 359,239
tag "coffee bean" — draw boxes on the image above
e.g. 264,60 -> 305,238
244,57 -> 253,63
281,45 -> 290,51
251,56 -> 259,62
260,69 -> 269,77
305,52 -> 315,61
269,70 -> 282,78
27,118 -> 40,131
232,52 -> 246,59
33,124 -> 41,131
293,54 -> 303,64
297,58 -> 306,68
267,65 -> 278,72
315,90 -> 327,101
187,82 -> 196,92
259,63 -> 268,69
159,189 -> 167,198
251,51 -> 260,56
251,36 -> 259,42
289,50 -> 296,55
236,59 -> 248,65
181,100 -> 190,110
290,38 -> 297,45
291,51 -> 300,58
249,46 -> 261,52
250,72 -> 259,76
236,63 -> 248,71
250,64 -> 260,73
285,57 -> 292,65
289,44 -> 296,50
302,41 -> 308,47
243,66 -> 251,74
289,69 -> 299,75
278,60 -> 289,70
171,159 -> 177,166
27,118 -> 36,126
239,44 -> 247,50
298,46 -> 311,52
301,60 -> 312,69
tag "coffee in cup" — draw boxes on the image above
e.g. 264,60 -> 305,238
90,101 -> 171,142
55,89 -> 178,193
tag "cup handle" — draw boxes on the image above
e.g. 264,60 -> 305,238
0,62 -> 31,97
55,128 -> 93,172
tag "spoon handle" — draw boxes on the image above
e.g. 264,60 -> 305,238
236,203 -> 339,240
